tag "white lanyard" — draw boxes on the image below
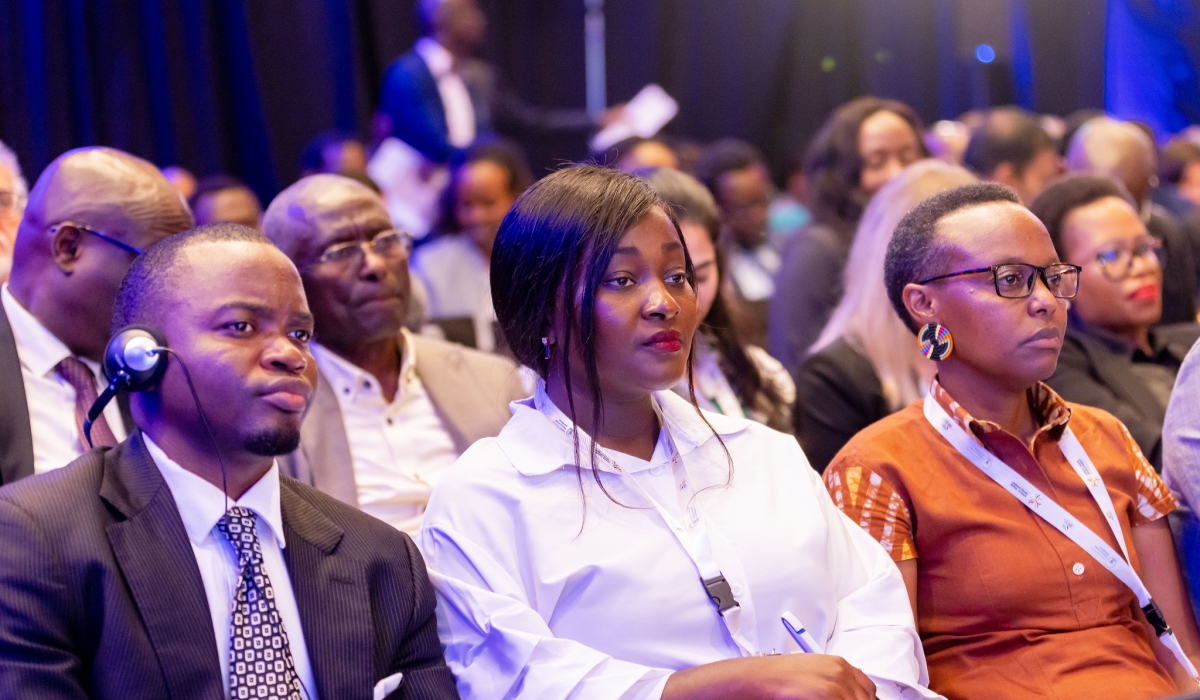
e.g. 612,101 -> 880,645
534,388 -> 760,657
924,393 -> 1199,682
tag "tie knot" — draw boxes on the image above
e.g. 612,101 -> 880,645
217,506 -> 262,560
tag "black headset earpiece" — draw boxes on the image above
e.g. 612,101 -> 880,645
84,325 -> 168,447
104,325 -> 169,392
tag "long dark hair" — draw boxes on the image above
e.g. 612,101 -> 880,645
804,96 -> 928,234
492,165 -> 729,508
643,167 -> 786,420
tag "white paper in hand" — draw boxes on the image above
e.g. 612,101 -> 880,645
591,84 -> 679,152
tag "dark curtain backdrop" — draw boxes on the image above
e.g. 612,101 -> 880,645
0,0 -> 1192,204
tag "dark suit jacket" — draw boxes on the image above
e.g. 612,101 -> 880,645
794,337 -> 889,474
0,433 -> 460,700
1048,320 -> 1200,470
0,300 -> 132,486
378,48 -> 592,164
1150,207 -> 1199,325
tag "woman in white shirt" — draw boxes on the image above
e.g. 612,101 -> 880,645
644,167 -> 795,432
418,165 -> 939,700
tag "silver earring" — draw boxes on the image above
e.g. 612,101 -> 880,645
541,337 -> 551,360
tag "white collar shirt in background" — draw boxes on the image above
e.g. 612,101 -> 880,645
410,235 -> 496,351
415,37 -> 476,149
311,329 -> 458,534
143,434 -> 318,699
2,284 -> 127,474
725,242 -> 780,302
419,383 -> 939,700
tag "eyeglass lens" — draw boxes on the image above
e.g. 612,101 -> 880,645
994,264 -> 1079,299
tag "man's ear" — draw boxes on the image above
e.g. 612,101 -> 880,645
51,225 -> 84,274
902,282 -> 939,328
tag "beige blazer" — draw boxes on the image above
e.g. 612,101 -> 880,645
284,334 -> 528,507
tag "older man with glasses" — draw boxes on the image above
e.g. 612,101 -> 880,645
263,174 -> 526,534
1031,174 -> 1200,471
0,147 -> 193,484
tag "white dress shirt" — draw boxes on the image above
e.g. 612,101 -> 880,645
725,242 -> 780,302
415,37 -> 476,149
311,330 -> 458,533
410,235 -> 496,351
143,434 -> 318,699
2,284 -> 126,474
418,383 -> 939,700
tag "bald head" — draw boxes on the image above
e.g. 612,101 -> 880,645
6,147 -> 194,360
263,174 -> 389,263
1067,117 -> 1157,204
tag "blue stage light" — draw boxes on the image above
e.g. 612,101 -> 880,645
976,44 -> 996,64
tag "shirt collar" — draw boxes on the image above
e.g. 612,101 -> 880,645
143,432 -> 287,548
310,329 -> 417,406
498,380 -> 752,477
415,37 -> 455,78
1,283 -> 85,379
930,376 -> 1072,443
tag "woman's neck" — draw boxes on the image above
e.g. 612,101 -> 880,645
936,361 -> 1039,444
545,374 -> 660,461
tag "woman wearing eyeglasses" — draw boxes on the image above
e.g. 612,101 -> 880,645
824,182 -> 1200,699
1028,175 -> 1200,471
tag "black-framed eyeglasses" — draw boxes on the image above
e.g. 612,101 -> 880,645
1095,236 -> 1163,281
920,262 -> 1081,299
47,223 -> 144,256
314,228 -> 413,266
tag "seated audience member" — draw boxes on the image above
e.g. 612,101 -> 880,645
1156,137 -> 1200,216
602,136 -> 680,173
0,139 -> 28,284
189,174 -> 263,230
962,106 -> 1062,204
161,164 -> 198,200
925,120 -> 970,165
0,224 -> 459,699
1068,116 -> 1199,324
1164,341 -> 1200,624
798,161 -> 975,472
410,141 -> 532,351
826,182 -> 1200,698
695,138 -> 780,347
419,165 -> 940,699
263,174 -> 526,533
0,147 -> 192,484
645,167 -> 795,431
770,96 -> 929,377
300,130 -> 370,177
766,151 -> 812,244
1030,175 -> 1199,470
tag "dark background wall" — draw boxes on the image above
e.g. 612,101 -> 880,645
1,0 -> 1197,205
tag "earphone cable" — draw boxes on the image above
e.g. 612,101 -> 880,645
160,348 -> 231,515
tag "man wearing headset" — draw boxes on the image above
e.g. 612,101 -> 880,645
0,224 -> 459,699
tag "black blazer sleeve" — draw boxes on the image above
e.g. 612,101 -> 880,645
0,494 -> 88,699
794,341 -> 889,474
389,534 -> 459,699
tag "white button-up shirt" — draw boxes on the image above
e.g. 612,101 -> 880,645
311,331 -> 458,533
419,384 -> 939,699
144,434 -> 318,699
415,37 -> 476,149
2,284 -> 127,474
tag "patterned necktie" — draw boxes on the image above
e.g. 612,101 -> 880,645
216,507 -> 304,700
55,356 -> 117,448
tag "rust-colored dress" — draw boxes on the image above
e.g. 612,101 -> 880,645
825,380 -> 1178,699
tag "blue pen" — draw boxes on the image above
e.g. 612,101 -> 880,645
781,612 -> 821,653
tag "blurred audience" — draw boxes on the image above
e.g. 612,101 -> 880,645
770,96 -> 929,377
963,106 -> 1063,204
602,136 -> 679,172
925,120 -> 970,165
1030,175 -> 1199,470
411,140 -> 532,351
1158,137 -> 1200,213
1164,342 -> 1200,625
160,165 -> 197,200
695,138 -> 779,346
1067,116 -> 1199,324
798,160 -> 975,472
0,139 -> 28,284
263,174 -> 526,533
0,147 -> 193,482
766,151 -> 813,244
188,174 -> 263,231
300,130 -> 370,177
827,183 -> 1200,698
645,167 -> 795,431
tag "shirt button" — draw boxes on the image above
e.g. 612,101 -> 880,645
1072,562 -> 1085,576
731,584 -> 744,596
386,418 -> 394,425
342,387 -> 350,395
650,466 -> 664,477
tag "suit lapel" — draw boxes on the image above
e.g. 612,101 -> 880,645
0,301 -> 34,484
412,336 -> 479,453
102,434 -> 224,700
281,480 -> 375,700
299,367 -> 359,506
1075,330 -> 1163,421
